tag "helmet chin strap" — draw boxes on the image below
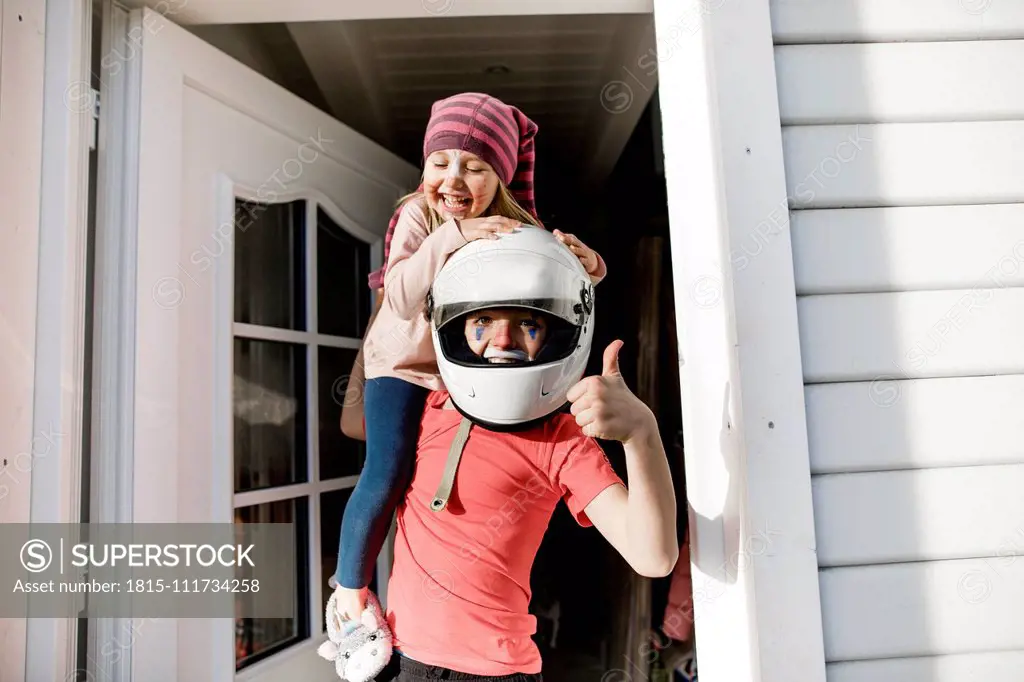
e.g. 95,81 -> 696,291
430,416 -> 473,513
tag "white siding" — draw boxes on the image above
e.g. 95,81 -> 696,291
782,121 -> 1024,208
770,0 -> 1024,44
798,289 -> 1024,382
776,42 -> 1024,124
790,204 -> 1024,295
827,652 -> 1024,682
771,5 -> 1024,677
805,376 -> 1024,474
819,560 -> 1024,660
812,465 -> 1024,565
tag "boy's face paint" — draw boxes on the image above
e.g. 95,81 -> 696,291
423,149 -> 501,222
464,308 -> 548,364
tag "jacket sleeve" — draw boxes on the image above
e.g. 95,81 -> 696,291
382,201 -> 468,320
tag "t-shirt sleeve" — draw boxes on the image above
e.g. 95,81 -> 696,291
552,419 -> 624,527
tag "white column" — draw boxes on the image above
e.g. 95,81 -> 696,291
652,0 -> 827,680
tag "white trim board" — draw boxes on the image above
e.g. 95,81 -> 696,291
121,0 -> 653,25
0,0 -> 48,679
653,0 -> 825,680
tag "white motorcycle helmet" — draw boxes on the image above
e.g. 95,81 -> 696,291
427,226 -> 596,429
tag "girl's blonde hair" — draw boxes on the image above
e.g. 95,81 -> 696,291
396,181 -> 541,233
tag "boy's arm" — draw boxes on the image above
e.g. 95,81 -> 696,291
566,341 -> 678,577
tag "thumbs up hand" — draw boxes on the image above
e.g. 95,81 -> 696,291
566,340 -> 656,443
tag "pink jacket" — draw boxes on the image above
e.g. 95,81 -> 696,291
363,199 -> 465,389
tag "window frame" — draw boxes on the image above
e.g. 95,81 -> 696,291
220,181 -> 382,674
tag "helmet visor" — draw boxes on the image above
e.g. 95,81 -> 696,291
431,295 -> 586,331
436,307 -> 582,368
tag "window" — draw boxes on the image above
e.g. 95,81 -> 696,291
231,199 -> 373,671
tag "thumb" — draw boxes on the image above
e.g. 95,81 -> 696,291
602,340 -> 624,377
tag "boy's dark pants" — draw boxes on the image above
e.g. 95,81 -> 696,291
375,654 -> 542,682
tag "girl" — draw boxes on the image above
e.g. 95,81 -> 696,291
333,92 -> 608,620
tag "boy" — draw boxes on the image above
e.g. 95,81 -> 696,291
341,304 -> 678,679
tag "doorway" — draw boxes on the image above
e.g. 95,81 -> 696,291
186,11 -> 688,682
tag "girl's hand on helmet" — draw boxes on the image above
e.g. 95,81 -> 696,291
457,216 -> 521,242
553,230 -> 601,279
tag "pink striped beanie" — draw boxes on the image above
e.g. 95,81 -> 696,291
368,92 -> 540,290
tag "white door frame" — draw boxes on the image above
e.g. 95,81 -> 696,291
97,7 -> 418,680
92,2 -> 829,682
9,0 -> 95,680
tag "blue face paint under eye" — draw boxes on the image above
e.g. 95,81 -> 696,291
528,328 -> 537,340
475,327 -> 484,341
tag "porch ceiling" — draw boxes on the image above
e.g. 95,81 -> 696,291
178,7 -> 657,192
285,13 -> 656,189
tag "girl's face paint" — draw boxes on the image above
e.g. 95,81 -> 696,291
423,149 -> 500,222
528,328 -> 537,340
475,327 -> 484,341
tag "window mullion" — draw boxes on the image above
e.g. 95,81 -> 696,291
233,482 -> 319,509
306,200 -> 323,637
307,200 -> 319,484
233,321 -> 318,345
309,491 -> 324,636
313,333 -> 361,350
318,475 -> 360,494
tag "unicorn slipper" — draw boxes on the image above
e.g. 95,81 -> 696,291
318,590 -> 393,682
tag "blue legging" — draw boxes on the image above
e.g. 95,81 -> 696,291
335,377 -> 428,588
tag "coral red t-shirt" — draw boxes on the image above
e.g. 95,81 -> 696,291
384,391 -> 623,675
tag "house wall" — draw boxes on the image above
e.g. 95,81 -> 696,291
770,1 -> 1024,679
0,1 -> 47,678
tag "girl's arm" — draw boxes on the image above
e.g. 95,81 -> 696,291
552,230 -> 607,284
339,290 -> 383,441
567,340 -> 678,577
383,201 -> 467,320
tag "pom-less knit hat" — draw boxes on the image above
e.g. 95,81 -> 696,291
368,92 -> 540,290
